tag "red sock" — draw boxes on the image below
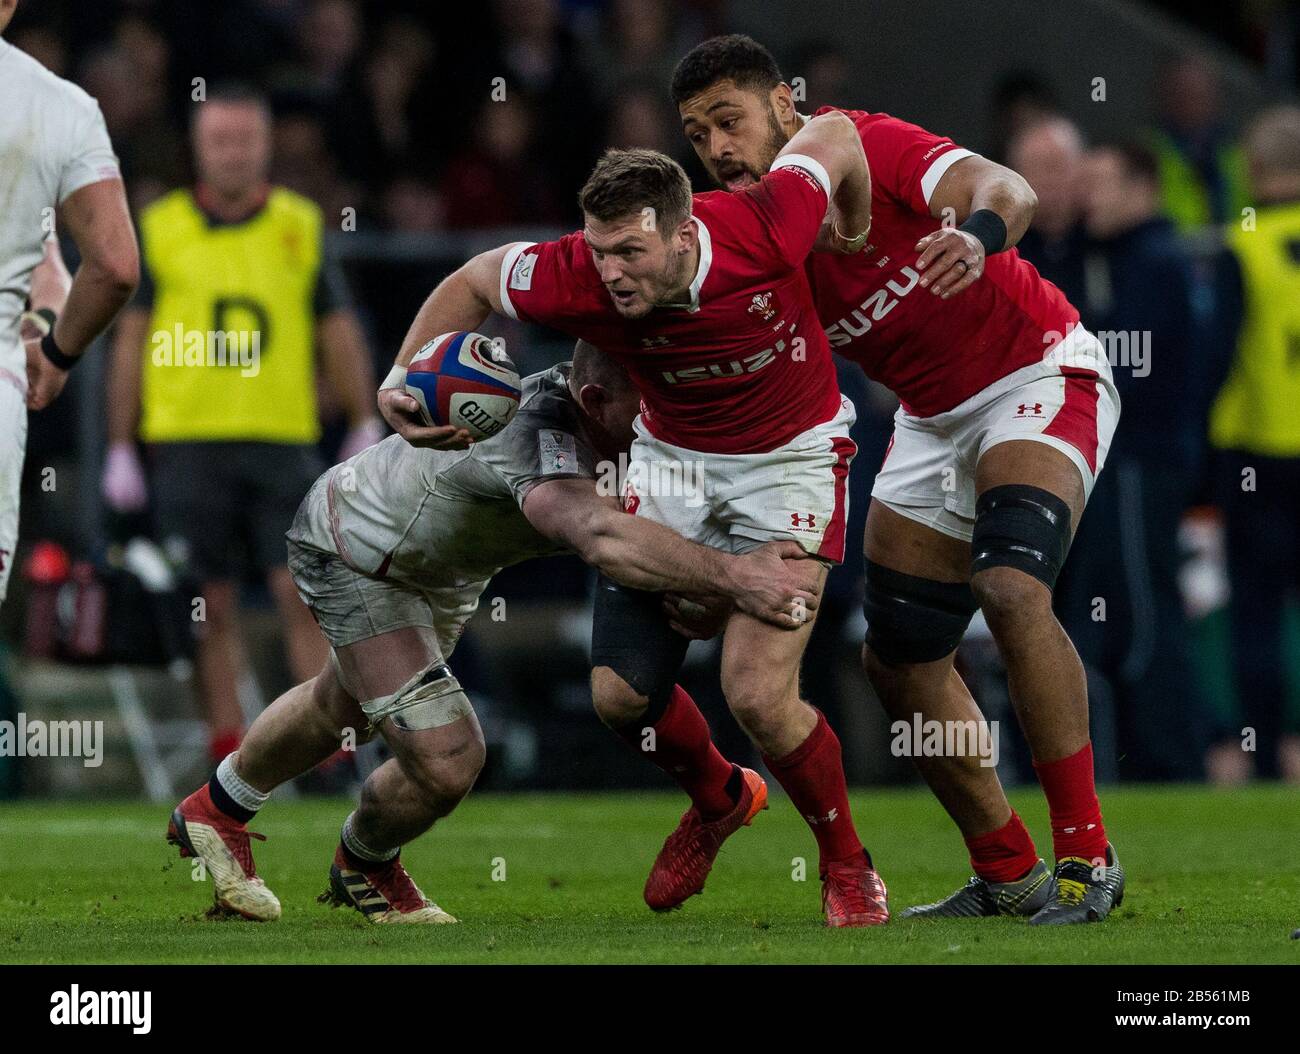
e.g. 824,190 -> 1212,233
613,685 -> 737,819
763,710 -> 863,873
209,728 -> 242,764
965,810 -> 1038,883
1033,742 -> 1108,862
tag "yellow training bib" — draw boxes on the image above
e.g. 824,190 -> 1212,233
1210,200 -> 1300,457
138,187 -> 323,443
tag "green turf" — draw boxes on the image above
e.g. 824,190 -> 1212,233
1,785 -> 1297,964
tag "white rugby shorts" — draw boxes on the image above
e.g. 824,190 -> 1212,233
621,396 -> 858,562
871,325 -> 1121,542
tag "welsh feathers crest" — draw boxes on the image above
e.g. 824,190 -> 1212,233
748,291 -> 776,322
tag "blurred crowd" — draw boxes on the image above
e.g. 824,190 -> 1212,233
4,0 -> 1297,230
4,0 -> 1299,789
6,0 -> 731,230
995,63 -> 1300,784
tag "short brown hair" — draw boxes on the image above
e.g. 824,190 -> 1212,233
578,148 -> 692,234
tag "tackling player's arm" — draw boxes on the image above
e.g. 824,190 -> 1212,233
522,478 -> 819,630
377,244 -> 512,450
26,179 -> 139,409
776,110 -> 872,252
916,156 -> 1037,299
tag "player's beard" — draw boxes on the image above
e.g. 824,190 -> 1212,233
764,104 -> 793,161
714,107 -> 791,190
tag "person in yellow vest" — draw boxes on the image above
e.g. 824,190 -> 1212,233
1207,104 -> 1300,783
1148,57 -> 1249,232
102,84 -> 383,763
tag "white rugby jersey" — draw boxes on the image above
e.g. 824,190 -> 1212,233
0,38 -> 120,367
287,364 -> 604,590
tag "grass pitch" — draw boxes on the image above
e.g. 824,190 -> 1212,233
1,785 -> 1296,964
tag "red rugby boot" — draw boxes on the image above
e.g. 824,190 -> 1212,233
644,766 -> 768,911
822,851 -> 889,927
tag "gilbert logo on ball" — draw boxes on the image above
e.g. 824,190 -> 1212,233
406,332 -> 522,440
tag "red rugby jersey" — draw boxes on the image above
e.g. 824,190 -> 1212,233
806,107 -> 1080,416
500,160 -> 842,454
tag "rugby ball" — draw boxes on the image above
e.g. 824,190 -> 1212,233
405,331 -> 521,441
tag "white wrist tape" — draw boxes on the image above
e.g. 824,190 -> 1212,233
380,364 -> 408,390
20,310 -> 53,337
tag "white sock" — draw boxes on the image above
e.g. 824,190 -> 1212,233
341,812 -> 399,864
215,753 -> 270,813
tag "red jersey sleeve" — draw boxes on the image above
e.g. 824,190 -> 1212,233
499,232 -> 601,327
708,160 -> 830,273
829,109 -> 975,216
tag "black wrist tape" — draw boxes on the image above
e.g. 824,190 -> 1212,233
958,208 -> 1008,255
40,329 -> 80,370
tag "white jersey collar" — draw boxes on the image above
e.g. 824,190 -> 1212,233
686,215 -> 712,312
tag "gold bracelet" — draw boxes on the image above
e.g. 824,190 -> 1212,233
832,219 -> 870,252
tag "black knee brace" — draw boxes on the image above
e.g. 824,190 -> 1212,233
971,484 -> 1072,590
863,559 -> 980,666
590,574 -> 690,722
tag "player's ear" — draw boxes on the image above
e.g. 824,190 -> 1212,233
577,382 -> 609,419
771,82 -> 796,124
676,216 -> 697,256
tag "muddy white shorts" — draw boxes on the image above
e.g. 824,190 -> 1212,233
285,475 -> 482,731
285,473 -> 486,656
622,396 -> 858,562
872,326 -> 1120,542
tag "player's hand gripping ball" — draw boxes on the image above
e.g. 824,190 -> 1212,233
405,332 -> 522,441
